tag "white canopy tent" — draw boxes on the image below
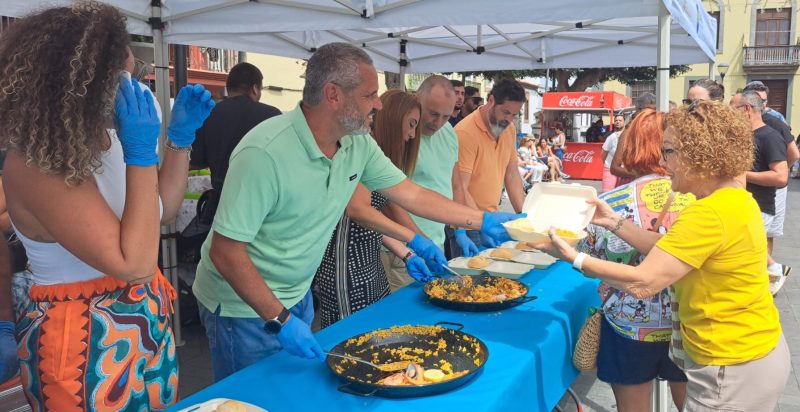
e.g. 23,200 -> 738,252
4,0 -> 715,74
1,3 -> 714,384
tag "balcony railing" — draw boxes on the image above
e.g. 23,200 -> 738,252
743,45 -> 800,67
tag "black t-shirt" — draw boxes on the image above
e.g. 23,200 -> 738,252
191,95 -> 281,191
762,114 -> 793,145
746,125 -> 787,215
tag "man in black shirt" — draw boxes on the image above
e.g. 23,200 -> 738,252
732,91 -> 788,294
192,62 -> 282,192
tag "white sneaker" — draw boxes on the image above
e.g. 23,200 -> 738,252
769,264 -> 790,296
769,273 -> 787,296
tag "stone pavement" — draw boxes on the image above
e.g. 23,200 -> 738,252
549,178 -> 800,412
173,178 -> 800,411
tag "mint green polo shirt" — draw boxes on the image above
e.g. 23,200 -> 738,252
193,103 -> 407,318
409,123 -> 459,247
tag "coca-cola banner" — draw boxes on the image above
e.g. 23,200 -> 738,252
561,143 -> 604,180
542,91 -> 632,110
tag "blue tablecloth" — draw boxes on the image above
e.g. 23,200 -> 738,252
170,261 -> 600,412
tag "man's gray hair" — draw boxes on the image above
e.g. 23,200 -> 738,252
302,42 -> 373,106
416,75 -> 455,98
741,90 -> 765,112
635,92 -> 657,110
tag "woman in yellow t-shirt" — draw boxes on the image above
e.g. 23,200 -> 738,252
535,101 -> 789,412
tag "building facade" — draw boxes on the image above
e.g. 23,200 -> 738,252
604,0 -> 800,132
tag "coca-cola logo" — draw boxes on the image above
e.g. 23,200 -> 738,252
563,149 -> 595,163
558,95 -> 595,108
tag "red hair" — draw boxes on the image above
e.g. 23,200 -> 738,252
620,109 -> 667,176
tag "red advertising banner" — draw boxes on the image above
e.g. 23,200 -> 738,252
541,91 -> 632,111
562,143 -> 604,180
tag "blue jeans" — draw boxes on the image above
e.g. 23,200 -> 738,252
555,148 -> 564,161
198,290 -> 315,382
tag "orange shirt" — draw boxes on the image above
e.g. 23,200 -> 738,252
455,109 -> 518,212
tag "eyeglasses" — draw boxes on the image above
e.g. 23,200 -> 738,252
661,147 -> 677,161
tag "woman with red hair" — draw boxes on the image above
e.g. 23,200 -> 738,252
574,109 -> 693,411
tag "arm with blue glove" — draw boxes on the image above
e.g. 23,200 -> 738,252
276,315 -> 326,362
453,229 -> 479,257
406,234 -> 447,274
481,211 -> 526,246
159,84 -> 215,223
382,236 -> 435,282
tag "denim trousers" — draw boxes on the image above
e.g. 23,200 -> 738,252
198,290 -> 315,382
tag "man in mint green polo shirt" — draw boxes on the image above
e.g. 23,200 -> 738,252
193,43 -> 523,382
383,76 -> 479,290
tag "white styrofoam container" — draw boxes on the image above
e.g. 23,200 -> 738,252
484,261 -> 534,279
177,398 -> 267,412
503,182 -> 597,244
511,252 -> 557,268
447,257 -> 489,276
478,248 -> 521,261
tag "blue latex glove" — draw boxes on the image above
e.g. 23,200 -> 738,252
114,75 -> 161,166
0,321 -> 18,384
481,212 -> 527,246
480,232 -> 499,248
407,233 -> 447,273
167,84 -> 215,147
454,229 -> 479,257
405,254 -> 434,283
276,315 -> 325,362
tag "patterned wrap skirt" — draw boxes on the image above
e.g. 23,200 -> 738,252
16,271 -> 178,412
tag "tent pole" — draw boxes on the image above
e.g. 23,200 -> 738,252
655,1 -> 670,113
653,8 -> 671,411
654,1 -> 670,405
399,39 -> 408,91
151,2 -> 185,347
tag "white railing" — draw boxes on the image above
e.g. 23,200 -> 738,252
743,46 -> 800,66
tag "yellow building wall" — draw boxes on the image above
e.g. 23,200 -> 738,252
245,53 -> 388,112
603,0 -> 800,131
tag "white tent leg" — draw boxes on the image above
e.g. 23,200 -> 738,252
655,1 -> 670,113
152,7 -> 185,347
653,3 -> 670,410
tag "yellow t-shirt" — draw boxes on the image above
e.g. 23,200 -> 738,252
656,187 -> 781,366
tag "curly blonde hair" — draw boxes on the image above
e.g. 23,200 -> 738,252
664,101 -> 753,180
0,2 -> 129,185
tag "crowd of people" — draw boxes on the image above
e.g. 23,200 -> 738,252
0,3 -> 795,412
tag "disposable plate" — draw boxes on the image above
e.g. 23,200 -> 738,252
484,261 -> 534,279
177,398 -> 267,412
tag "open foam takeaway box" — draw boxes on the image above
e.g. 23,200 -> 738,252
502,182 -> 597,246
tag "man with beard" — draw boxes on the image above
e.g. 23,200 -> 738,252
453,79 -> 527,251
192,43 -> 523,380
448,80 -> 465,126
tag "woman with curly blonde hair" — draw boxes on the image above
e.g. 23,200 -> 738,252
0,3 -> 213,410
536,101 -> 790,411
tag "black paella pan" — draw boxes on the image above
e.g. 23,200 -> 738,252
326,322 -> 488,398
424,274 -> 537,312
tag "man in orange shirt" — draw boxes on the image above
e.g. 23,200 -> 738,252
452,79 -> 527,252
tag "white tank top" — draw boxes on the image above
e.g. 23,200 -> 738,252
14,130 -> 163,285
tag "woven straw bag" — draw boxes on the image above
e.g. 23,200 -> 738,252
573,308 -> 603,371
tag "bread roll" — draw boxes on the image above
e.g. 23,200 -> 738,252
216,400 -> 247,412
490,248 -> 514,259
467,256 -> 491,269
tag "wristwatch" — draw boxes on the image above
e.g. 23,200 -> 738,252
263,307 -> 291,334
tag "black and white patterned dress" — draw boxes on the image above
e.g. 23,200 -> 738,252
312,192 -> 391,328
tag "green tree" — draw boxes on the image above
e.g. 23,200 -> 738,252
454,66 -> 691,92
